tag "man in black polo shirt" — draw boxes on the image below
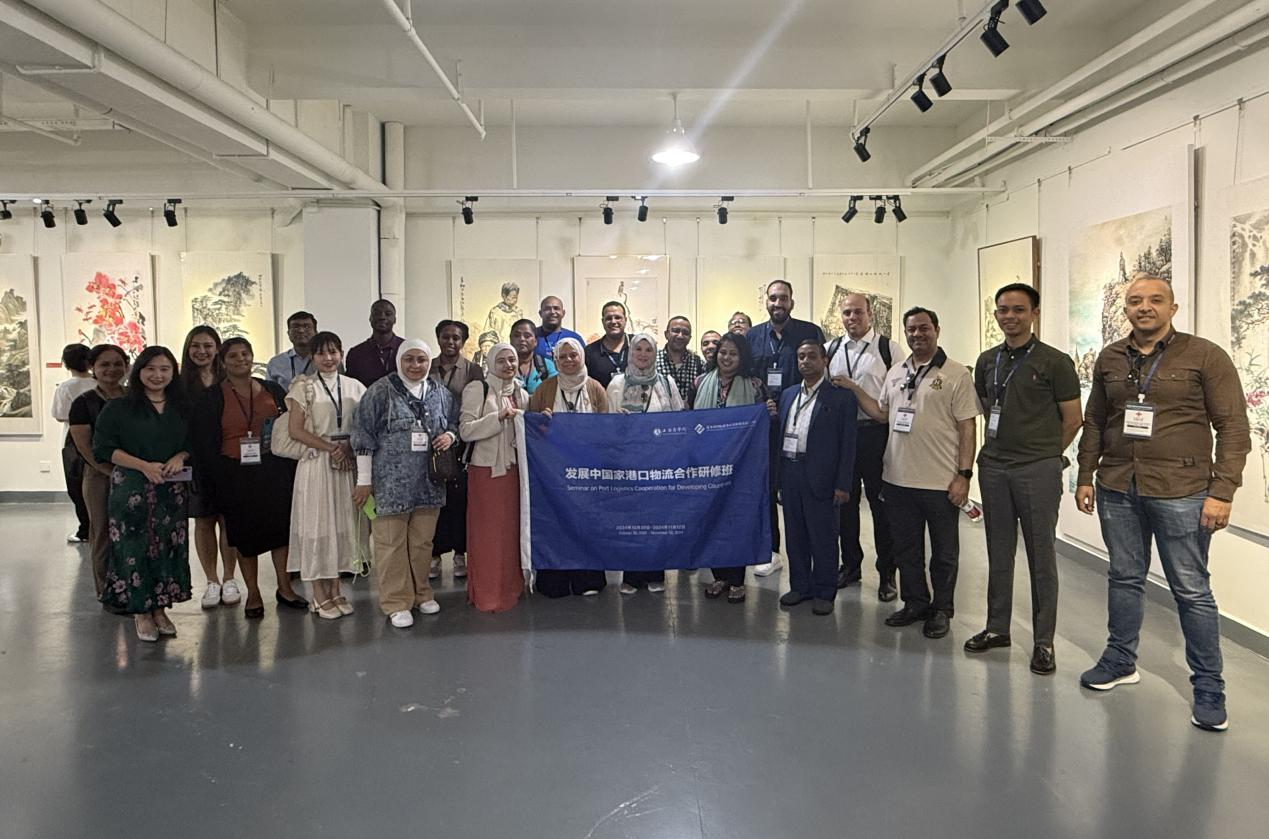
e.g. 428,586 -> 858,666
584,301 -> 632,388
964,283 -> 1081,675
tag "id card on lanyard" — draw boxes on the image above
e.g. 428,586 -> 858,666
231,382 -> 263,465
986,344 -> 1033,439
767,330 -> 785,390
1123,348 -> 1165,440
891,360 -> 932,434
411,422 -> 430,452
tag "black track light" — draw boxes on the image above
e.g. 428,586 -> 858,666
0,201 -> 12,221
910,74 -> 933,113
841,195 -> 860,224
40,201 -> 55,228
852,126 -> 871,163
873,197 -> 886,224
636,197 -> 649,223
459,196 -> 477,225
930,55 -> 952,97
981,1 -> 1010,57
602,196 -> 618,225
163,198 -> 181,228
103,200 -> 122,228
716,196 -> 733,225
889,196 -> 907,223
73,200 -> 89,226
1016,0 -> 1047,24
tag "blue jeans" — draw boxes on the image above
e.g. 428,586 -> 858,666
1096,481 -> 1223,694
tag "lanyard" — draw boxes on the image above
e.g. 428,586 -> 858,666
561,386 -> 581,413
844,340 -> 871,379
768,329 -> 785,361
992,344 -> 1034,405
1129,346 -> 1166,402
378,343 -> 397,373
318,374 -> 343,428
229,381 -> 256,435
902,360 -> 935,404
790,381 -> 821,428
289,354 -> 313,378
717,378 -> 733,409
602,342 -> 628,373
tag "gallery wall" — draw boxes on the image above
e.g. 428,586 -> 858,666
945,49 -> 1270,634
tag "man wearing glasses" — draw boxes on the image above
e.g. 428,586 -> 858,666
267,310 -> 317,389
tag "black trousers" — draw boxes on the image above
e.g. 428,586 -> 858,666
711,566 -> 746,586
838,422 -> 894,581
432,472 -> 469,557
62,438 -> 90,538
781,459 -> 840,601
885,482 -> 959,615
623,570 -> 665,586
536,569 -> 607,598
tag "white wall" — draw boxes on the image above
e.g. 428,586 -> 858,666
944,49 -> 1270,634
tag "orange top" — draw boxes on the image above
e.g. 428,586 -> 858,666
219,380 -> 280,459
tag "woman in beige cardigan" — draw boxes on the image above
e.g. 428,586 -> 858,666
459,343 -> 529,612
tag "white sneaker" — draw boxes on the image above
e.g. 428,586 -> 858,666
453,553 -> 468,579
220,579 -> 242,605
389,610 -> 414,628
753,554 -> 783,577
200,583 -> 222,609
417,599 -> 441,615
67,532 -> 87,544
647,580 -> 666,593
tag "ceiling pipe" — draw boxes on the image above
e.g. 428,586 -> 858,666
376,0 -> 487,140
21,0 -> 386,191
0,111 -> 79,145
920,4 -> 1268,185
908,0 -> 1233,184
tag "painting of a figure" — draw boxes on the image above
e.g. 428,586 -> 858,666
1229,207 -> 1269,533
61,253 -> 155,357
0,255 -> 40,435
573,256 -> 669,344
449,259 -> 541,362
977,236 -> 1039,354
812,254 -> 900,340
181,252 -> 276,377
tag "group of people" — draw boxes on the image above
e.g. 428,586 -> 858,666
53,273 -> 1251,732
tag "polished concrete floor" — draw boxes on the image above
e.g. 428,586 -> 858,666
0,502 -> 1265,839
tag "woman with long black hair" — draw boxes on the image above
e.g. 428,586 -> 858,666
93,346 -> 193,641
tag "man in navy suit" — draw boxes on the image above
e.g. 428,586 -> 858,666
777,340 -> 858,614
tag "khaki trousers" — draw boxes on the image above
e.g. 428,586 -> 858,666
372,507 -> 439,615
82,467 -> 112,597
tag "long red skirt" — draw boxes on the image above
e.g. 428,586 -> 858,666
465,464 -> 524,612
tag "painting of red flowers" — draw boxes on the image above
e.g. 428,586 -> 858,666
61,254 -> 154,358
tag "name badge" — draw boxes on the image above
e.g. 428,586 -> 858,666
892,406 -> 916,433
239,435 -> 262,465
411,427 -> 430,452
782,432 -> 799,455
986,405 -> 1001,438
767,369 -> 783,389
1123,402 -> 1155,439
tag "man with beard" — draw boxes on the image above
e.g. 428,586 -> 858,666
345,299 -> 404,387
747,280 -> 825,577
534,296 -> 583,361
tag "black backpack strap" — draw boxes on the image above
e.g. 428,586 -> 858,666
827,335 -> 843,362
879,337 -> 892,369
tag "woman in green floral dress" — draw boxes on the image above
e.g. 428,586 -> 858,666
93,346 -> 193,642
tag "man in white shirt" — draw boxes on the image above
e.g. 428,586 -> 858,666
827,293 -> 904,601
51,343 -> 96,543
266,311 -> 317,389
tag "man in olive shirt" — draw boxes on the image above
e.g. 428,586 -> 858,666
1075,275 -> 1251,732
965,284 -> 1081,675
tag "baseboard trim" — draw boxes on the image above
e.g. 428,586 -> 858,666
1058,538 -> 1269,657
0,491 -> 65,503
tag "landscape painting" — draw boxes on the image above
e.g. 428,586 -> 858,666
812,254 -> 901,340
181,252 -> 276,377
0,255 -> 40,435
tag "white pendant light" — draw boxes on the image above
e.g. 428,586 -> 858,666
651,93 -> 700,167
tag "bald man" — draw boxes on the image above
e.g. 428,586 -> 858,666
1075,274 -> 1250,732
534,295 -> 583,361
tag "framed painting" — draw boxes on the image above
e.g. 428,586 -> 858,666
0,255 -> 41,435
811,254 -> 901,340
573,255 -> 670,345
977,236 -> 1040,353
60,253 -> 155,358
695,256 -> 785,339
449,259 -> 541,364
181,252 -> 276,377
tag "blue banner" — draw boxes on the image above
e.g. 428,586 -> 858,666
522,404 -> 771,570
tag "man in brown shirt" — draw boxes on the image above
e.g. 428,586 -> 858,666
1075,275 -> 1251,733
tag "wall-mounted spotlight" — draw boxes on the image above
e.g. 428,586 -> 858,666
981,0 -> 1010,57
459,196 -> 478,225
929,55 -> 952,97
841,195 -> 861,224
635,196 -> 649,223
852,127 -> 871,163
39,200 -> 56,228
103,199 -> 122,228
872,196 -> 886,224
888,195 -> 908,223
910,74 -> 933,113
163,198 -> 182,227
0,201 -> 12,221
73,200 -> 90,226
601,196 -> 618,225
1016,0 -> 1047,25
716,196 -> 733,225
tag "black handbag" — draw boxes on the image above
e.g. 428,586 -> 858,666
428,445 -> 463,483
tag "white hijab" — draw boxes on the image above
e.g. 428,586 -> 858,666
486,343 -> 518,396
552,336 -> 592,412
396,338 -> 432,396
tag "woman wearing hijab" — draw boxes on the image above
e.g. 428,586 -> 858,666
527,336 -> 609,597
190,337 -> 303,618
688,331 -> 774,604
283,331 -> 367,619
351,339 -> 460,628
606,333 -> 684,594
459,343 -> 529,612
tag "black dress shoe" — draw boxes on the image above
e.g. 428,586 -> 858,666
836,568 -> 862,589
244,604 -> 265,619
877,582 -> 898,603
779,591 -> 810,607
1030,645 -> 1056,675
884,604 -> 930,626
276,591 -> 309,610
922,612 -> 951,638
964,629 -> 1012,653
812,598 -> 834,616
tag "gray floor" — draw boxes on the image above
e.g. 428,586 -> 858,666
0,502 -> 1265,839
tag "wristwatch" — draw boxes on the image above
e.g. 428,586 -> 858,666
956,468 -> 973,479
